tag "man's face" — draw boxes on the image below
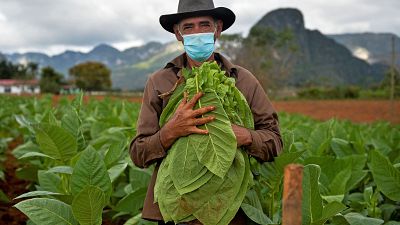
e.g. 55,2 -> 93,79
173,16 -> 223,41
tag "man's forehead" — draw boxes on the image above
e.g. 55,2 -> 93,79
179,16 -> 214,25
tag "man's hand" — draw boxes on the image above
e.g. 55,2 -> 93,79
160,91 -> 216,150
232,124 -> 252,147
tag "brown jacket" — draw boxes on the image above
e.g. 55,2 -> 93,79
129,52 -> 282,223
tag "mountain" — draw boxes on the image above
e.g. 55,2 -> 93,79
253,8 -> 388,86
113,42 -> 183,90
4,41 -> 180,90
0,53 -> 5,62
4,8 -> 395,90
7,52 -> 50,66
328,33 -> 400,67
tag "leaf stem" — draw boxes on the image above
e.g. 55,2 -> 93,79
195,73 -> 202,109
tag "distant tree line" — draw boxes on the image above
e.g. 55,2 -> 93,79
219,26 -> 298,96
0,57 -> 112,94
0,60 -> 39,80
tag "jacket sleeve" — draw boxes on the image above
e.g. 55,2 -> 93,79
129,76 -> 167,168
247,83 -> 283,161
241,73 -> 283,162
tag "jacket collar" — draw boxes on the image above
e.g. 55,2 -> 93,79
164,52 -> 238,78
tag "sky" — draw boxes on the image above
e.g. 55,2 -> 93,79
1,0 -> 399,55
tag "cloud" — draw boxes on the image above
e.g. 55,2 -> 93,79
0,0 -> 399,55
0,11 -> 7,22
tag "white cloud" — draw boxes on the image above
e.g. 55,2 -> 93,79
0,11 -> 7,22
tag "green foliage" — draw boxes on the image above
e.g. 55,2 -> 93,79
72,185 -> 105,225
15,198 -> 79,225
70,146 -> 112,197
0,94 -> 153,224
224,27 -> 298,93
155,62 -> 253,224
39,66 -> 64,94
297,86 -> 360,99
369,150 -> 400,201
69,61 -> 112,91
35,123 -> 78,160
0,59 -> 38,79
1,89 -> 399,224
296,70 -> 400,99
380,68 -> 400,96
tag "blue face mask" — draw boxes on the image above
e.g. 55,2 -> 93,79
181,32 -> 215,62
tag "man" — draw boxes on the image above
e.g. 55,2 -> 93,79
130,0 -> 283,224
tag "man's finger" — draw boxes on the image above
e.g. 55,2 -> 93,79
193,116 -> 215,126
178,91 -> 188,108
186,92 -> 203,109
192,106 -> 215,117
189,127 -> 209,135
183,91 -> 188,103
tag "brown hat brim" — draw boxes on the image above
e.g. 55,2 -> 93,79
159,7 -> 235,33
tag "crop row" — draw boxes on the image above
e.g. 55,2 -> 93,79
0,94 -> 399,225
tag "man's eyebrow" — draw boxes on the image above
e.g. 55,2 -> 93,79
181,20 -> 213,27
181,22 -> 194,27
199,21 -> 212,25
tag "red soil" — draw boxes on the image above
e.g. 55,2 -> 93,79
0,137 -> 29,225
272,100 -> 400,124
51,95 -> 400,124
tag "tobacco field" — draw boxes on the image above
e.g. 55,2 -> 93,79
0,94 -> 399,225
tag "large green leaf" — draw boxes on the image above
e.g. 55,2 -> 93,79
108,163 -> 128,183
346,170 -> 368,191
12,141 -> 41,159
122,214 -> 141,225
344,213 -> 384,225
242,189 -> 273,224
19,152 -> 55,160
38,170 -> 62,193
307,122 -> 331,156
35,123 -> 77,160
330,215 -> 350,225
241,203 -> 273,225
15,114 -> 37,134
104,142 -> 126,168
331,138 -> 356,157
275,150 -> 306,173
194,90 -> 237,178
48,166 -> 73,175
72,185 -> 105,225
329,166 -> 352,195
304,155 -> 367,193
129,167 -> 152,191
369,149 -> 400,201
115,187 -> 147,214
193,151 -> 246,225
15,198 -> 78,225
312,201 -> 347,225
61,107 -> 81,137
216,152 -> 252,225
15,191 -> 63,200
70,147 -> 112,197
302,164 -> 323,225
169,135 -> 213,195
155,159 -> 180,221
157,151 -> 248,224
